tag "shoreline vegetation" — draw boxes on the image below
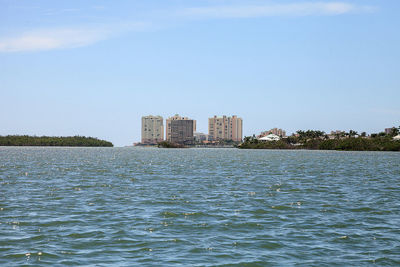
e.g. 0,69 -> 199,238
157,141 -> 185,148
0,135 -> 113,147
238,129 -> 400,151
156,140 -> 240,148
155,128 -> 400,151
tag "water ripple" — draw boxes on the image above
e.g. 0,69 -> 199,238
0,147 -> 399,265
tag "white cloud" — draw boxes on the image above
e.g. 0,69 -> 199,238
0,23 -> 146,53
0,27 -> 111,52
0,2 -> 375,53
180,2 -> 373,18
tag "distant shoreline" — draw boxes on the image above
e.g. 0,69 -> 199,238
0,135 -> 113,147
238,136 -> 400,152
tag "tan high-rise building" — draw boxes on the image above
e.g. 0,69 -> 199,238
166,114 -> 196,142
208,115 -> 243,141
260,128 -> 286,138
141,115 -> 164,144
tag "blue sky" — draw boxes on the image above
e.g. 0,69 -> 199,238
1,0 -> 399,146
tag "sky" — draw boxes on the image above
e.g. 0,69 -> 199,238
0,0 -> 399,146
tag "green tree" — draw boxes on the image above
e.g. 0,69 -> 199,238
0,135 -> 113,147
388,127 -> 399,137
349,130 -> 358,137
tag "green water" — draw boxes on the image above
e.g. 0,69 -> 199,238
1,147 -> 399,266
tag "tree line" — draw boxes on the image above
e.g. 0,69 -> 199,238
239,127 -> 400,151
0,135 -> 113,147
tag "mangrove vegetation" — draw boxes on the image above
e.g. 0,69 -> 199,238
0,135 -> 113,147
239,128 -> 400,151
157,141 -> 185,148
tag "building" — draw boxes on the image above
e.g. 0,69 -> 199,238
141,115 -> 164,144
166,114 -> 196,142
258,134 -> 280,141
327,130 -> 347,139
194,132 -> 209,142
166,114 -> 196,145
170,120 -> 194,145
385,127 -> 398,135
330,130 -> 346,137
208,115 -> 243,141
259,128 -> 286,138
331,130 -> 345,135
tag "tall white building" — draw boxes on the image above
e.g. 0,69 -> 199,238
141,115 -> 164,144
208,115 -> 243,141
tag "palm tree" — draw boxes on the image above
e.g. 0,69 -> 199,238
389,127 -> 399,136
349,130 -> 358,137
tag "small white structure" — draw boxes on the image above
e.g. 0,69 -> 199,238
258,134 -> 280,141
194,132 -> 209,142
393,135 -> 400,140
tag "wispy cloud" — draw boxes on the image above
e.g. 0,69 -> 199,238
180,2 -> 374,18
0,23 -> 146,53
0,27 -> 111,52
0,2 -> 375,53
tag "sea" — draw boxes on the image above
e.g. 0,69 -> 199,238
1,147 -> 399,266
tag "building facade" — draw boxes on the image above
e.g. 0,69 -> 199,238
194,132 -> 209,142
166,114 -> 196,142
260,128 -> 286,138
141,115 -> 164,144
170,119 -> 194,145
385,127 -> 395,135
208,115 -> 243,142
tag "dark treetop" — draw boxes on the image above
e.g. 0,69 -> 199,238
239,129 -> 400,151
0,135 -> 113,147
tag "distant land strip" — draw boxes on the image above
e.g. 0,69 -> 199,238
238,136 -> 400,151
0,135 -> 113,147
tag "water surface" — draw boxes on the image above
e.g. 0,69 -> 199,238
1,147 -> 399,266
